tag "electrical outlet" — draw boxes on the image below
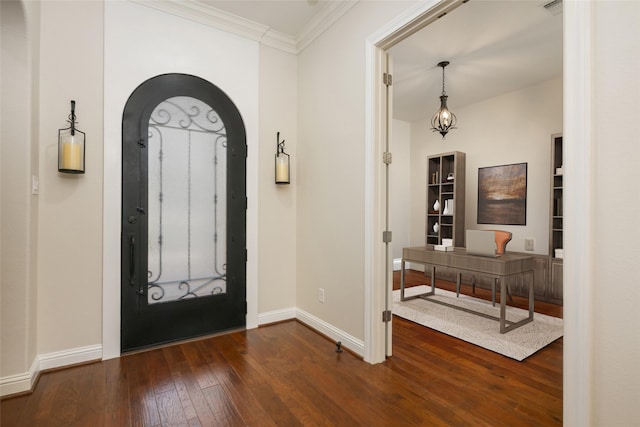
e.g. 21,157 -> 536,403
525,238 -> 535,251
318,288 -> 325,303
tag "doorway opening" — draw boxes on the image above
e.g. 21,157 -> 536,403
366,0 -> 592,422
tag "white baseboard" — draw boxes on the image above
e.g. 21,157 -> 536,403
0,344 -> 102,397
0,357 -> 39,397
295,308 -> 365,357
38,344 -> 102,371
258,307 -> 296,325
393,258 -> 425,272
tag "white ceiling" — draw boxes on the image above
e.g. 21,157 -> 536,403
199,0 -> 563,123
390,0 -> 563,122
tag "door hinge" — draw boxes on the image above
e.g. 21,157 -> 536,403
383,73 -> 393,86
383,152 -> 392,165
382,230 -> 392,243
382,310 -> 392,322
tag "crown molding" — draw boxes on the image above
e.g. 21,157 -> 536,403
130,0 -> 358,55
261,28 -> 298,55
131,0 -> 271,42
296,1 -> 359,53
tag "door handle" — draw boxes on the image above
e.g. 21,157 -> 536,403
129,234 -> 136,286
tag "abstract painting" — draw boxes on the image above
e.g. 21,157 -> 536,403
478,163 -> 527,225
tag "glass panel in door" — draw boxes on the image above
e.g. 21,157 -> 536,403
146,96 -> 227,304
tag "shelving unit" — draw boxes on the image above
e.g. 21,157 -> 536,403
548,134 -> 563,301
426,151 -> 466,247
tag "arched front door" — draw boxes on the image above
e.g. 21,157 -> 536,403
121,74 -> 246,352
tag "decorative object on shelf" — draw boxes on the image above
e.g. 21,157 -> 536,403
478,162 -> 527,225
275,131 -> 290,184
447,172 -> 454,181
433,199 -> 440,212
431,171 -> 439,184
443,199 -> 454,215
58,100 -> 85,174
433,222 -> 439,233
430,61 -> 457,139
490,230 -> 513,255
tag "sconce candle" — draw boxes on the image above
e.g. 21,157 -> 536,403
58,100 -> 86,174
275,132 -> 290,184
60,134 -> 83,170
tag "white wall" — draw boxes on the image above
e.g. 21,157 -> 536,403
297,1 -> 418,342
36,0 -> 104,357
258,45 -> 297,317
409,77 -> 562,254
590,1 -> 640,423
0,0 -> 40,386
390,119 -> 411,261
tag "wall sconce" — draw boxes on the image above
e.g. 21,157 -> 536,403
275,131 -> 290,185
58,100 -> 85,174
431,61 -> 457,139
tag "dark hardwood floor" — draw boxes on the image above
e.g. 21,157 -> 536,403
1,270 -> 562,426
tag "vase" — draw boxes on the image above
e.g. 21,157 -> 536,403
442,199 -> 451,215
433,222 -> 439,233
433,199 -> 440,212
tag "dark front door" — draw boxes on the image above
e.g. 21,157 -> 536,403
121,74 -> 246,352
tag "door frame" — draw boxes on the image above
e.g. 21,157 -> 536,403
120,73 -> 247,352
363,0 -> 592,424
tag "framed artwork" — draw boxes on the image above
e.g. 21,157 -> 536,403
477,162 -> 527,225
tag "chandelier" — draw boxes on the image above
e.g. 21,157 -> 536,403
431,61 -> 457,138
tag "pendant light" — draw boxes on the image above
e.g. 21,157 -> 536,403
431,61 -> 457,139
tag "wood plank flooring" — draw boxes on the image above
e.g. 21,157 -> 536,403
1,271 -> 562,426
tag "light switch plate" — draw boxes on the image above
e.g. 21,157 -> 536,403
31,175 -> 39,195
525,238 -> 535,251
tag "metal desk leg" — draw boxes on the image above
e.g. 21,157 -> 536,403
528,270 -> 535,320
400,259 -> 406,301
401,261 -> 435,301
500,270 -> 535,333
500,275 -> 507,333
430,265 -> 436,292
492,278 -> 497,307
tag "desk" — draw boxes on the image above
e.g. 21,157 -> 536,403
400,247 -> 534,333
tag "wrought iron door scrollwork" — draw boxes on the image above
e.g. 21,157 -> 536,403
146,96 -> 228,305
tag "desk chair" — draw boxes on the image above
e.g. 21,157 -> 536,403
470,230 -> 513,306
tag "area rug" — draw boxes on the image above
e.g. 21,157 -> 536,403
393,286 -> 563,361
